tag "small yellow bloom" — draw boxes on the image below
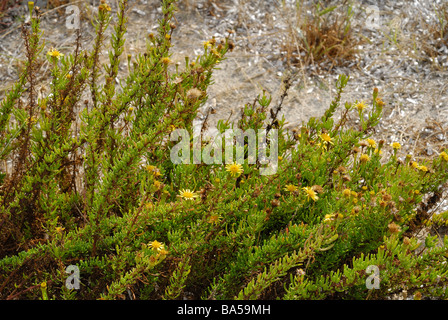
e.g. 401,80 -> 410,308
284,184 -> 298,193
214,178 -> 220,183
203,41 -> 212,49
411,161 -> 419,169
177,189 -> 199,200
375,98 -> 385,107
153,180 -> 162,189
161,57 -> 172,65
319,133 -> 334,145
360,154 -> 370,163
55,227 -> 65,233
418,165 -> 428,172
278,156 -> 283,161
323,214 -> 333,222
414,190 -> 420,195
208,214 -> 221,224
158,249 -> 169,256
128,106 -> 134,112
366,138 -> 376,148
148,240 -> 164,252
356,101 -> 367,112
165,34 -> 171,40
99,1 -> 111,11
225,162 -> 243,177
440,151 -> 448,161
342,189 -> 351,197
374,148 -> 383,155
47,48 -> 64,59
351,191 -> 358,197
391,142 -> 401,150
40,281 -> 47,289
302,186 -> 318,202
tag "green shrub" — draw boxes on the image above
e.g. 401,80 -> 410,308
1,0 -> 448,300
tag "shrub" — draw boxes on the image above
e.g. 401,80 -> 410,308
0,0 -> 448,300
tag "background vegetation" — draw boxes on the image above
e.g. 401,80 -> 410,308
0,0 -> 448,300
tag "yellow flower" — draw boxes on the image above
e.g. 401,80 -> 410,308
278,156 -> 283,161
208,214 -> 221,224
391,142 -> 401,150
302,186 -> 318,202
178,189 -> 199,200
356,101 -> 367,112
375,97 -> 385,107
161,57 -> 172,65
351,191 -> 358,197
366,138 -> 376,148
440,151 -> 448,161
47,48 -> 64,59
225,162 -> 243,177
203,41 -> 212,49
414,190 -> 420,195
40,281 -> 47,289
165,34 -> 171,40
148,240 -> 164,252
55,227 -> 65,233
284,184 -> 298,193
158,249 -> 169,256
342,189 -> 351,197
319,133 -> 334,145
362,186 -> 368,190
153,180 -> 162,189
411,161 -> 419,169
99,2 -> 111,11
418,165 -> 428,172
323,214 -> 333,222
374,148 -> 383,155
360,154 -> 370,163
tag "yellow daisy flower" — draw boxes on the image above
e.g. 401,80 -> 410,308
391,142 -> 401,150
319,133 -> 334,145
178,189 -> 198,200
47,48 -> 64,60
356,101 -> 367,112
225,162 -> 243,177
366,138 -> 376,148
418,165 -> 428,172
360,154 -> 370,163
302,186 -> 319,202
284,184 -> 298,193
148,240 -> 164,252
161,57 -> 172,65
440,151 -> 448,161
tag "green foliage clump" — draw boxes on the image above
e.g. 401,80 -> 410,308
1,0 -> 448,300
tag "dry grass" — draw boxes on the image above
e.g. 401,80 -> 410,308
280,0 -> 361,71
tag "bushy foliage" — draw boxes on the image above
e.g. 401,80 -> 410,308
1,0 -> 448,300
